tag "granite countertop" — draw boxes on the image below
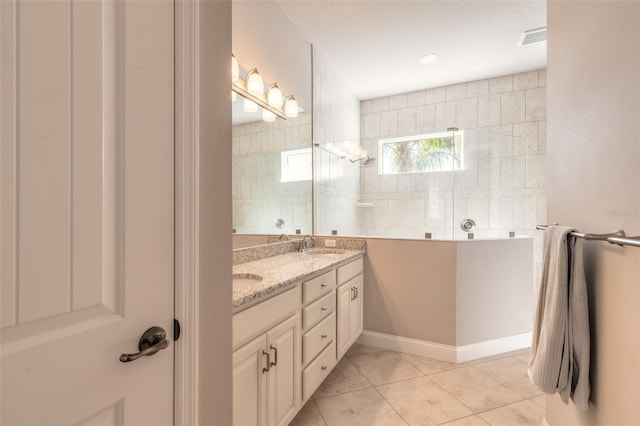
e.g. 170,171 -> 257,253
233,249 -> 365,312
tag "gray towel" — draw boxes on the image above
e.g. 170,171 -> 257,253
528,225 -> 591,409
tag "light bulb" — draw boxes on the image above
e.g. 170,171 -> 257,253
262,109 -> 276,122
231,91 -> 237,102
284,95 -> 298,118
267,83 -> 283,108
243,98 -> 258,113
231,55 -> 239,82
246,68 -> 264,98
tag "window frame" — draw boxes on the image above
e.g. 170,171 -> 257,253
377,130 -> 465,175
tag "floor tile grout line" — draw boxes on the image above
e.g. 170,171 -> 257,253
432,414 -> 490,426
313,383 -> 410,426
428,364 -> 529,415
529,395 -> 546,408
383,381 -> 477,425
397,352 -> 464,376
370,381 -> 410,426
473,398 -> 538,416
469,358 -> 544,400
371,372 -> 430,388
310,399 -> 329,426
345,353 -> 378,387
312,384 -> 374,401
347,350 -> 427,387
420,371 -> 480,419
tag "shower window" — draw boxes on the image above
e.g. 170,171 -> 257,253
378,130 -> 464,175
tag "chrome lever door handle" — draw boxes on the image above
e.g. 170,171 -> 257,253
119,326 -> 169,363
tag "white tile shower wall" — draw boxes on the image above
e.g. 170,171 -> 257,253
232,112 -> 312,234
313,49 -> 361,235
359,70 -> 547,313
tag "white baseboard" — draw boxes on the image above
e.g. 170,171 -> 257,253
357,330 -> 458,362
356,330 -> 533,363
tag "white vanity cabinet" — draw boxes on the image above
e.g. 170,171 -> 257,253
336,258 -> 364,359
232,254 -> 364,424
233,287 -> 301,426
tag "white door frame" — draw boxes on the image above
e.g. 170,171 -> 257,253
174,1 -> 200,424
174,1 -> 233,425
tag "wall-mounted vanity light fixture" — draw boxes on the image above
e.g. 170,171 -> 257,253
231,54 -> 298,121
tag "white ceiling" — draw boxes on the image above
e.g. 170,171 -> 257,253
276,0 -> 547,100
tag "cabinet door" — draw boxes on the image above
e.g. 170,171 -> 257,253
266,314 -> 301,426
336,282 -> 353,359
351,275 -> 364,341
233,335 -> 267,426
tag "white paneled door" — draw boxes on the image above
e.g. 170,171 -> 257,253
1,0 -> 174,424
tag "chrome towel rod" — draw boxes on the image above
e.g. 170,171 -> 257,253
536,225 -> 640,248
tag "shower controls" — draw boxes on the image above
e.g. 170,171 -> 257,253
460,218 -> 476,233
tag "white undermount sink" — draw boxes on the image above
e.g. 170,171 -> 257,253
233,273 -> 263,291
302,248 -> 345,255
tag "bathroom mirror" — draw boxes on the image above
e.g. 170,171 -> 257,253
232,93 -> 312,238
232,1 -> 313,247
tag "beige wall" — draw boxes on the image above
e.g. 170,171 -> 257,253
232,1 -> 312,111
363,237 -> 532,347
363,238 -> 458,345
199,1 -> 233,424
546,1 -> 640,425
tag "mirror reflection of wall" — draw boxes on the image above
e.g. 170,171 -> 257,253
232,95 -> 312,235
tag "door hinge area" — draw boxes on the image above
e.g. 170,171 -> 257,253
174,319 -> 181,341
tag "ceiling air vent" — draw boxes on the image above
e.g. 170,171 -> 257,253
519,27 -> 547,47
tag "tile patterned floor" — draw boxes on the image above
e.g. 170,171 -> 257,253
290,344 -> 546,426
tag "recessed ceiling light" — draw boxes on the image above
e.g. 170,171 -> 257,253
419,53 -> 439,64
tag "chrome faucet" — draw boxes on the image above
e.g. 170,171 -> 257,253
299,235 -> 315,252
278,234 -> 291,241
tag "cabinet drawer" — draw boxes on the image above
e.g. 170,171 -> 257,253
303,270 -> 336,304
233,286 -> 301,349
302,341 -> 336,400
337,257 -> 363,285
303,290 -> 335,330
303,312 -> 335,365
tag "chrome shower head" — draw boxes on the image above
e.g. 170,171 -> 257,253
351,156 -> 377,167
362,157 -> 377,167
